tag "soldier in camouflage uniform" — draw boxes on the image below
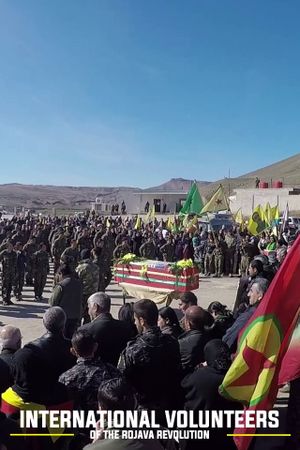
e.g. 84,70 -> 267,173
204,234 -> 215,276
240,235 -> 254,276
113,239 -> 131,260
10,227 -> 26,246
139,237 -> 157,259
23,236 -> 37,285
0,233 -> 12,253
76,249 -> 99,324
77,228 -> 93,253
213,239 -> 225,277
13,242 -> 27,300
52,231 -> 67,274
59,329 -> 121,413
160,237 -> 175,262
33,242 -> 49,301
93,226 -> 105,248
224,230 -> 237,277
60,239 -> 80,274
0,241 -> 17,305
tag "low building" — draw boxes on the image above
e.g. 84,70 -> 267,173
133,191 -> 188,214
90,196 -> 113,214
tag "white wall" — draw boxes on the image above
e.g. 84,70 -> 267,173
230,188 -> 300,215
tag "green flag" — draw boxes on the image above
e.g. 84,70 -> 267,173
179,182 -> 204,215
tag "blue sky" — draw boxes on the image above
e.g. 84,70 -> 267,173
1,0 -> 300,187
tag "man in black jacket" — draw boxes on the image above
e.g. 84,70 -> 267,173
178,306 -> 208,375
118,299 -> 182,416
49,263 -> 83,338
0,325 -> 22,385
12,307 -> 75,403
80,292 -> 133,366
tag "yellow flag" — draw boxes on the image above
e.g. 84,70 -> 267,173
182,215 -> 189,228
271,205 -> 279,236
200,185 -> 229,214
235,208 -> 244,230
235,208 -> 243,224
271,205 -> 279,222
264,202 -> 272,227
248,205 -> 267,236
166,216 -> 173,231
134,216 -> 142,230
105,218 -> 111,228
145,205 -> 155,223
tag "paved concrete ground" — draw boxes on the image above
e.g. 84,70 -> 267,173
0,266 -> 239,344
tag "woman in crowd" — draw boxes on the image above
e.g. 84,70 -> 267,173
206,301 -> 234,339
118,302 -> 138,337
158,306 -> 183,339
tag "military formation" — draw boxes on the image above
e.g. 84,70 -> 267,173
0,212 -> 295,311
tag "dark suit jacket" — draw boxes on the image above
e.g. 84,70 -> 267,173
178,329 -> 207,374
223,305 -> 257,353
80,313 -> 133,366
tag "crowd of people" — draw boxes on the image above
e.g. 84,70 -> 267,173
0,211 -> 295,308
0,212 -> 299,450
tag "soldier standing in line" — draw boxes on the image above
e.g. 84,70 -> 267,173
113,238 -> 131,260
52,231 -> 67,274
224,230 -> 237,277
139,236 -> 157,259
10,226 -> 26,246
240,235 -> 254,277
77,228 -> 93,253
92,246 -> 105,291
93,226 -> 105,248
160,236 -> 175,262
0,232 -> 12,253
33,242 -> 49,301
121,201 -> 126,214
60,239 -> 80,274
0,241 -> 17,305
98,232 -> 115,290
213,239 -> 224,278
13,242 -> 26,301
76,249 -> 99,324
23,236 -> 37,286
204,234 -> 215,277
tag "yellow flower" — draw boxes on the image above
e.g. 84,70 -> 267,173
140,264 -> 148,278
176,258 -> 194,268
121,253 -> 137,263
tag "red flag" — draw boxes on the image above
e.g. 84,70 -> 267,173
279,313 -> 300,385
220,236 -> 300,450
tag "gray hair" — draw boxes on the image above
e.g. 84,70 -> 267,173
88,292 -> 111,313
251,279 -> 269,298
43,307 -> 66,333
0,326 -> 21,351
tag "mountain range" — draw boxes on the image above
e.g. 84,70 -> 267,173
1,153 -> 300,211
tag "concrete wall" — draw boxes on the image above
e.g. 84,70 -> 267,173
230,188 -> 300,215
132,193 -> 187,214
